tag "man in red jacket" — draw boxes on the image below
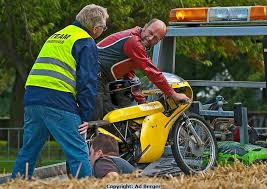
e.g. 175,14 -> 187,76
92,18 -> 190,119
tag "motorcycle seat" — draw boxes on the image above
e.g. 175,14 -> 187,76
103,101 -> 164,123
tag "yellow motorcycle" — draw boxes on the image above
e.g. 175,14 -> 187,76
88,72 -> 218,174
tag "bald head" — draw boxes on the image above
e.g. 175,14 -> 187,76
141,19 -> 167,50
146,19 -> 167,33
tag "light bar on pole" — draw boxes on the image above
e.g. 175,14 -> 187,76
169,6 -> 267,25
169,8 -> 208,23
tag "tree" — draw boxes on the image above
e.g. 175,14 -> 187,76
172,0 -> 267,110
0,0 -> 64,147
0,0 -> 147,147
0,0 -> 266,148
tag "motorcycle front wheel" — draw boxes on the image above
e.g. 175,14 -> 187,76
171,113 -> 217,174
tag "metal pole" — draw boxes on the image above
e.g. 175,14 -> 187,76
7,130 -> 10,160
17,129 -> 20,150
263,36 -> 267,98
240,107 -> 249,144
157,36 -> 176,73
152,41 -> 161,67
189,101 -> 201,115
234,103 -> 249,144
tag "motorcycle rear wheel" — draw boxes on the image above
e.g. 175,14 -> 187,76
171,113 -> 217,174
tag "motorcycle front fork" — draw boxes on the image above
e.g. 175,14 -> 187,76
181,113 -> 204,146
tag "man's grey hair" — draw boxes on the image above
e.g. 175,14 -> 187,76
76,4 -> 109,30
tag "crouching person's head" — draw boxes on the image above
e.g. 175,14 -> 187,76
89,133 -> 135,178
89,133 -> 119,166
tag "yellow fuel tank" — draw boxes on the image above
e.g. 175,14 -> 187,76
103,101 -> 164,123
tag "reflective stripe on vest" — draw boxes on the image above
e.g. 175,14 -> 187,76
25,25 -> 92,95
29,69 -> 76,89
35,57 -> 76,78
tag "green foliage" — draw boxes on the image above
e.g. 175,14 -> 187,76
0,58 -> 14,117
0,0 -> 266,117
217,87 -> 267,111
173,0 -> 267,89
0,60 -> 14,93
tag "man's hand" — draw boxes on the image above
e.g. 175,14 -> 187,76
170,92 -> 191,104
78,122 -> 89,135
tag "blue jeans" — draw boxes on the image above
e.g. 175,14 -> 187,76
12,105 -> 92,178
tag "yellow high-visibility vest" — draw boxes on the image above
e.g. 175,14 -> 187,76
26,25 -> 92,95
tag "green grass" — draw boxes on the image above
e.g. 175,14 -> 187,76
0,162 -> 14,175
0,140 -> 65,174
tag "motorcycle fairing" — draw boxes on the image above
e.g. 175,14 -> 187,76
103,101 -> 164,123
170,81 -> 190,89
138,112 -> 169,163
138,103 -> 192,163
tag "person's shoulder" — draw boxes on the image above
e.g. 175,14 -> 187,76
119,26 -> 141,38
130,26 -> 142,36
94,156 -> 119,178
95,156 -> 115,169
73,38 -> 96,54
108,156 -> 136,173
124,29 -> 145,52
129,27 -> 141,41
76,37 -> 96,47
109,156 -> 134,166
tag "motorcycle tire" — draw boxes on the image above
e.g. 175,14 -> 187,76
171,113 -> 218,174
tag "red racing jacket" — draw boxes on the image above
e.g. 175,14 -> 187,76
97,27 -> 175,103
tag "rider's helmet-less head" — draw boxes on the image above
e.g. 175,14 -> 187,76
108,77 -> 141,107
